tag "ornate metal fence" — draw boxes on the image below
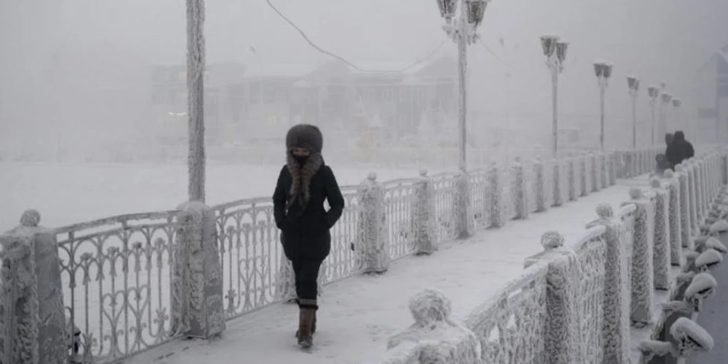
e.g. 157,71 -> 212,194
212,197 -> 281,320
56,211 -> 179,362
382,179 -> 417,260
469,169 -> 491,229
432,173 -> 459,242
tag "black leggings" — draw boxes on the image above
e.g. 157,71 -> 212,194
292,259 -> 323,300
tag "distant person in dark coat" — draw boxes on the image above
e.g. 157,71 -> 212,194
273,124 -> 344,349
666,130 -> 695,168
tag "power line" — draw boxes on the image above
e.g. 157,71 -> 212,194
264,0 -> 446,73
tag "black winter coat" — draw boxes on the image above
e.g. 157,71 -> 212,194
273,164 -> 344,261
666,139 -> 695,168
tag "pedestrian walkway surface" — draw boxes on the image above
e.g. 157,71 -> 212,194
688,248 -> 728,364
128,178 -> 643,364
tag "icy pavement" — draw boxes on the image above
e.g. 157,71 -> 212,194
127,177 -> 646,364
687,244 -> 728,364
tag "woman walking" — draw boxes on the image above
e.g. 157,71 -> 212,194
273,124 -> 344,349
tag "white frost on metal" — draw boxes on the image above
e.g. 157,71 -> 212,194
650,178 -> 671,290
670,317 -> 714,355
386,289 -> 481,364
627,188 -> 655,325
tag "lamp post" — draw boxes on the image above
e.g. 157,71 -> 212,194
661,92 -> 673,138
626,76 -> 640,178
541,36 -> 568,156
436,0 -> 490,172
647,85 -> 660,146
594,61 -> 613,151
627,76 -> 640,149
187,0 -> 206,202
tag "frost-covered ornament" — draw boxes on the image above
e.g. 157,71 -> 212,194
684,272 -> 717,312
695,249 -> 722,271
20,209 -> 41,227
671,317 -> 714,356
386,289 -> 481,364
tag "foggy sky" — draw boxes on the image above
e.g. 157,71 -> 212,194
1,0 -> 727,144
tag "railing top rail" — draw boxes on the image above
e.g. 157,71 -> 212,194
381,178 -> 420,187
54,210 -> 180,235
617,203 -> 637,218
212,196 -> 273,211
464,261 -> 549,325
569,225 -> 607,251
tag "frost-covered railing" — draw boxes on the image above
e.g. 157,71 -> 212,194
0,146 -> 665,364
55,211 -> 180,363
377,148 -> 728,364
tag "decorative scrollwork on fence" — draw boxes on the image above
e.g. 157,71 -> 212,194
56,211 -> 179,362
433,173 -> 459,242
382,180 -> 417,260
465,263 -> 549,364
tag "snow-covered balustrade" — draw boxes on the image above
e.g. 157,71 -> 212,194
568,157 -> 577,201
453,172 -> 474,239
486,164 -> 506,228
552,159 -> 563,207
676,164 -> 693,248
411,171 -> 436,255
0,211 -> 67,364
382,289 -> 481,364
580,154 -> 589,197
512,160 -> 529,219
650,178 -> 671,290
0,145 -> 679,364
468,169 -> 491,230
533,159 -> 547,212
625,188 -> 656,326
664,170 -> 683,266
356,174 -> 390,273
591,204 -> 633,364
172,202 -> 225,338
591,153 -> 599,192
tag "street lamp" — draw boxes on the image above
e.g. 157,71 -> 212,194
627,76 -> 640,149
647,85 -> 660,145
436,0 -> 490,172
594,61 -> 613,151
541,35 -> 568,156
661,92 -> 673,138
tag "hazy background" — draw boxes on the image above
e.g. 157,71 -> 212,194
1,0 -> 727,226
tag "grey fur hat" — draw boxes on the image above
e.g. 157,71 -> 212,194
286,124 -> 323,153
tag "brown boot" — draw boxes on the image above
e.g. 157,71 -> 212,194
297,308 -> 315,348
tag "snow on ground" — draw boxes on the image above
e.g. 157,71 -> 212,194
126,178 -> 640,364
0,161 -> 430,229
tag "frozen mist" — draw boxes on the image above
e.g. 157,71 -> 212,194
2,0 -> 728,364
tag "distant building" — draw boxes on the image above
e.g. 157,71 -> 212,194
149,57 -> 457,147
695,44 -> 728,143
